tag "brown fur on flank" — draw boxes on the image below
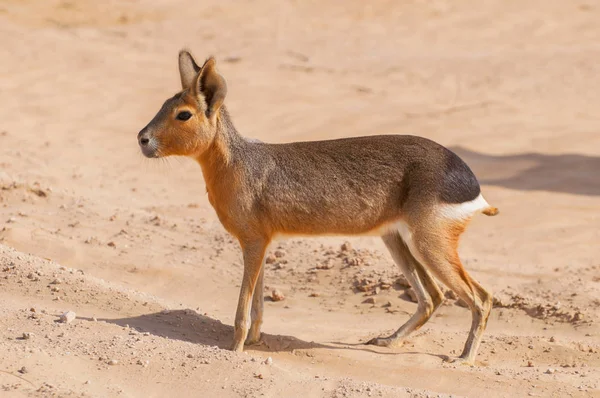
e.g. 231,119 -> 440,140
136,50 -> 499,365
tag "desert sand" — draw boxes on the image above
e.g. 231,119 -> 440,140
0,1 -> 599,397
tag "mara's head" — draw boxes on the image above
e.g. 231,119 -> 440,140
138,50 -> 227,158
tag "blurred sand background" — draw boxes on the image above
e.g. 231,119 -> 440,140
0,1 -> 599,396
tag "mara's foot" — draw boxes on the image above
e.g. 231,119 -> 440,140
245,332 -> 262,346
444,356 -> 475,366
365,336 -> 402,348
230,340 -> 245,352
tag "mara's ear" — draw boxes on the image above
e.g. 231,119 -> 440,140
178,50 -> 201,90
192,57 -> 227,119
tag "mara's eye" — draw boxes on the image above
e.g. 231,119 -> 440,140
176,111 -> 192,121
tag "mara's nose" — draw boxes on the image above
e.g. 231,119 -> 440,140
138,129 -> 150,146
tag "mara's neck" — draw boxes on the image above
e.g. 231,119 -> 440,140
196,106 -> 246,188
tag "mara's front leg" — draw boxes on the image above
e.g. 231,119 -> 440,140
231,240 -> 268,352
246,264 -> 264,345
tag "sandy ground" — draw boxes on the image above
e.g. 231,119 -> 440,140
0,0 -> 599,397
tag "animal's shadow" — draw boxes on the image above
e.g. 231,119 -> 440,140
450,146 -> 600,196
85,309 -> 442,359
90,309 -> 319,352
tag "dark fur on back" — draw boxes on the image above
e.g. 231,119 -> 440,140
439,148 -> 481,204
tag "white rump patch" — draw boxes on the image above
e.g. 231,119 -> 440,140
436,193 -> 490,220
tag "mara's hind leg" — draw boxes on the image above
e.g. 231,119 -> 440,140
408,219 -> 493,365
367,231 -> 444,347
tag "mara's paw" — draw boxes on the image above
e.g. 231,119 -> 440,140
245,333 -> 262,346
230,341 -> 245,352
365,336 -> 401,348
444,356 -> 475,367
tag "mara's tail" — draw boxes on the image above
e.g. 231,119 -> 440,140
482,206 -> 499,216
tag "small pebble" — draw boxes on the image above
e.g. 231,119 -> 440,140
264,357 -> 273,365
395,275 -> 410,288
59,311 -> 76,324
363,297 -> 376,305
315,261 -> 334,270
273,250 -> 286,258
18,366 -> 28,374
108,359 -> 119,366
271,289 -> 285,302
